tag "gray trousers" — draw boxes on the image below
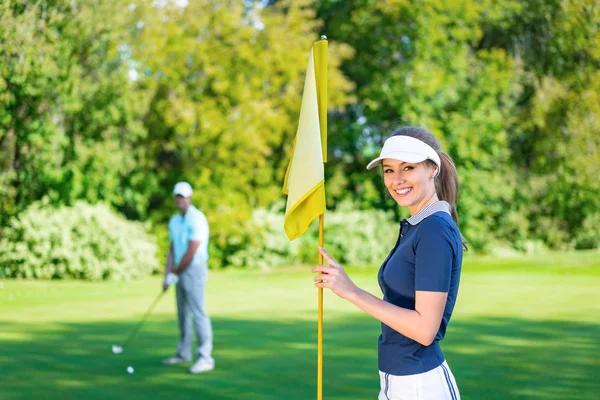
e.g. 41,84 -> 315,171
175,262 -> 214,364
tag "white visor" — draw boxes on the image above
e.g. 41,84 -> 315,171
366,136 -> 441,175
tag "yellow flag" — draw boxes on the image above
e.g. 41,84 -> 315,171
282,40 -> 327,241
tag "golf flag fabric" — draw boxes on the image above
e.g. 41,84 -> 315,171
314,40 -> 327,163
283,40 -> 327,241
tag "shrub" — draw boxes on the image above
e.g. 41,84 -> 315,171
0,201 -> 159,280
229,203 -> 399,269
305,203 -> 399,267
574,214 -> 600,250
227,208 -> 302,269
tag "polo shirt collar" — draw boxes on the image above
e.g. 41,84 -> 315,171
406,200 -> 451,225
179,204 -> 196,219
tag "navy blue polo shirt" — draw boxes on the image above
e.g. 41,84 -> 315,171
377,201 -> 463,376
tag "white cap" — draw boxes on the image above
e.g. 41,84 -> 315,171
173,181 -> 193,198
366,136 -> 441,176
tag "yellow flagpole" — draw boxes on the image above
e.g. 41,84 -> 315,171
318,214 -> 324,400
282,36 -> 327,398
314,35 -> 327,400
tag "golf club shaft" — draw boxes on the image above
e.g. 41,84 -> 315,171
122,290 -> 165,348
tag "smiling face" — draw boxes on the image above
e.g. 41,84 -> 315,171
382,159 -> 439,215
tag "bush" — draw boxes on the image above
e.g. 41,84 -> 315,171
309,203 -> 399,267
227,207 -> 302,269
0,201 -> 159,280
574,214 -> 600,250
228,202 -> 399,269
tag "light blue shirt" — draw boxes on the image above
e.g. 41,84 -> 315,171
168,205 -> 209,265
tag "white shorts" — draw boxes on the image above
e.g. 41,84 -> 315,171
378,361 -> 460,400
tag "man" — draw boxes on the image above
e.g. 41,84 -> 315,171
162,181 -> 214,374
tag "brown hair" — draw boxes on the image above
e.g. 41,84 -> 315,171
388,126 -> 467,248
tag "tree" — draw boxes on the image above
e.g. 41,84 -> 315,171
0,0 -> 151,227
130,0 -> 353,265
315,0 -> 521,249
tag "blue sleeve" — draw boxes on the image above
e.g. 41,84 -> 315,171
414,216 -> 456,292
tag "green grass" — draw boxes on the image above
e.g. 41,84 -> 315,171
1,251 -> 599,399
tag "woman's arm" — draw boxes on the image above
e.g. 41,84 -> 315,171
313,247 -> 447,346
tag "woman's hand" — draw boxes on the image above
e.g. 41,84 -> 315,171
312,247 -> 359,300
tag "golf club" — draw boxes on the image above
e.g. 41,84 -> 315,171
112,290 -> 165,354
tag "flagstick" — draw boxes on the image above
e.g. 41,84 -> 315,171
318,213 -> 324,400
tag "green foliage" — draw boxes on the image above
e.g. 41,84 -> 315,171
575,214 -> 600,250
314,0 -> 522,251
0,0 -> 155,227
227,207 -> 301,269
130,0 -> 354,257
228,203 -> 398,269
0,201 -> 159,280
1,0 -> 598,269
315,0 -> 600,253
317,204 -> 399,267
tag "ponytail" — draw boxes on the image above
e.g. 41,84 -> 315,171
435,152 -> 467,250
435,151 -> 459,225
387,126 -> 468,250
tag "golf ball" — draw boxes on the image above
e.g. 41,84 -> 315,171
127,366 -> 134,374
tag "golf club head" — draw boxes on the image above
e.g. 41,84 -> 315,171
112,344 -> 123,354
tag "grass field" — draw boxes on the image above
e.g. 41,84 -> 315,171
1,251 -> 599,399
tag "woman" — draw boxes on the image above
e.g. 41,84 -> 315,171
313,126 -> 464,399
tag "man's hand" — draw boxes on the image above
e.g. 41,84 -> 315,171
163,272 -> 179,291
